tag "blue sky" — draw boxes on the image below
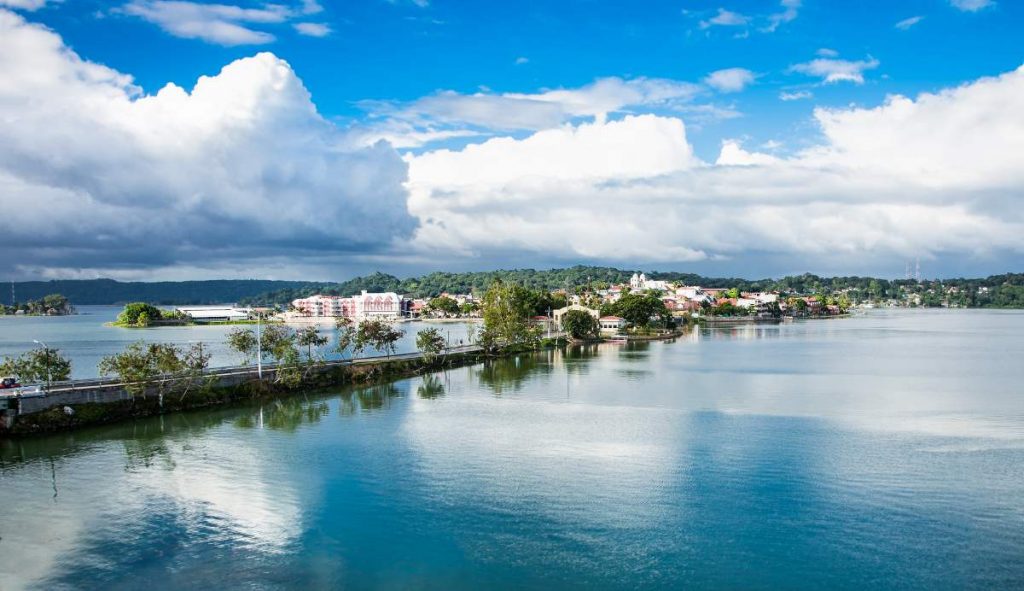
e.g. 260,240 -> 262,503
30,0 -> 1020,158
1,0 -> 1022,280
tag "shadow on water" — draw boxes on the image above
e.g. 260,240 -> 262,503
233,398 -> 331,432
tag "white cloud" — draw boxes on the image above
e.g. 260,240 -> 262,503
515,56 -> 529,65
816,48 -> 838,58
0,9 -> 413,277
895,15 -> 924,30
950,0 -> 994,11
0,0 -> 52,9
355,76 -> 708,147
790,56 -> 880,84
293,21 -> 330,37
405,65 -> 1024,266
699,8 -> 749,29
704,67 -> 756,93
763,0 -> 800,32
779,90 -> 812,101
121,0 -> 327,45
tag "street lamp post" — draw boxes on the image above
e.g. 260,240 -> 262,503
256,311 -> 263,380
32,339 -> 52,391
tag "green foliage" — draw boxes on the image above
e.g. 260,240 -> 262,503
295,326 -> 329,360
355,319 -> 405,358
0,346 -> 72,385
478,280 -> 541,351
335,317 -> 357,358
99,342 -> 186,396
416,328 -> 447,361
226,327 -> 259,363
602,293 -> 669,328
116,302 -> 165,327
426,296 -> 460,317
1,293 -> 73,316
561,309 -> 599,339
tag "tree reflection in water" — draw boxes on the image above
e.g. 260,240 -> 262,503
356,383 -> 401,411
234,398 -> 330,432
417,374 -> 445,400
475,352 -> 553,395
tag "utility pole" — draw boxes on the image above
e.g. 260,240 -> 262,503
915,258 -> 921,283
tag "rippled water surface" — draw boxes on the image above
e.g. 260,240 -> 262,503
1,309 -> 1023,590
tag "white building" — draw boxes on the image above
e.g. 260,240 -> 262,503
176,305 -> 252,322
599,316 -> 628,335
292,291 -> 404,319
629,273 -> 671,292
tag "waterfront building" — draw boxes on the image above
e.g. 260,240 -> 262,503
292,291 -> 405,319
175,305 -> 252,322
598,315 -> 628,335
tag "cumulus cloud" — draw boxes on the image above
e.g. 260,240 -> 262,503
0,10 -> 413,278
405,65 -> 1024,267
790,55 -> 880,84
697,1 -> 798,34
704,68 -> 756,93
950,0 -> 994,11
895,15 -> 924,30
121,0 -> 326,45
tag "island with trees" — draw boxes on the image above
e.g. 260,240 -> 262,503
0,293 -> 74,316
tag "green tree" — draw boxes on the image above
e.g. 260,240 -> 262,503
604,293 -> 669,328
0,346 -> 72,387
427,296 -> 460,317
295,326 -> 329,361
478,280 -> 540,351
335,317 -> 358,359
98,342 -> 186,403
117,302 -> 164,327
416,328 -> 447,362
561,309 -> 599,340
227,327 -> 258,364
356,319 -> 405,359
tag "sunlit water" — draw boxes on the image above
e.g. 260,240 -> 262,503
0,306 -> 477,378
1,309 -> 1023,590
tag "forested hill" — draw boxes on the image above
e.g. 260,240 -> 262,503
8,279 -> 321,305
240,267 -> 1024,309
8,268 -> 1024,308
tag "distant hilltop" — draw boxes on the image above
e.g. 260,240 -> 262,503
7,267 -> 1023,309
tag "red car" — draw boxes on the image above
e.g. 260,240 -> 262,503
1,377 -> 21,389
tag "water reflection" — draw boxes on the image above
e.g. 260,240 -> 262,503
417,374 -> 446,399
1,310 -> 1023,590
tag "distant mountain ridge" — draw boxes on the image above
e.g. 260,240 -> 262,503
6,279 -> 321,305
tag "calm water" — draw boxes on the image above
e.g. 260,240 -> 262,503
0,306 -> 477,378
1,309 -> 1023,590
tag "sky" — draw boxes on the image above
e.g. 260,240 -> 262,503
0,0 -> 1022,281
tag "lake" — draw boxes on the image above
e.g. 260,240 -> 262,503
0,306 -> 478,378
1,309 -> 1023,590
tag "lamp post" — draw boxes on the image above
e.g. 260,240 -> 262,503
256,311 -> 263,380
32,339 -> 51,391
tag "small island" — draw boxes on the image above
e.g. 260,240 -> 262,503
109,302 -> 273,327
0,293 -> 74,316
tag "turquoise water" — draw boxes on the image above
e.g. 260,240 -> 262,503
1,309 -> 1023,589
0,306 -> 477,378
